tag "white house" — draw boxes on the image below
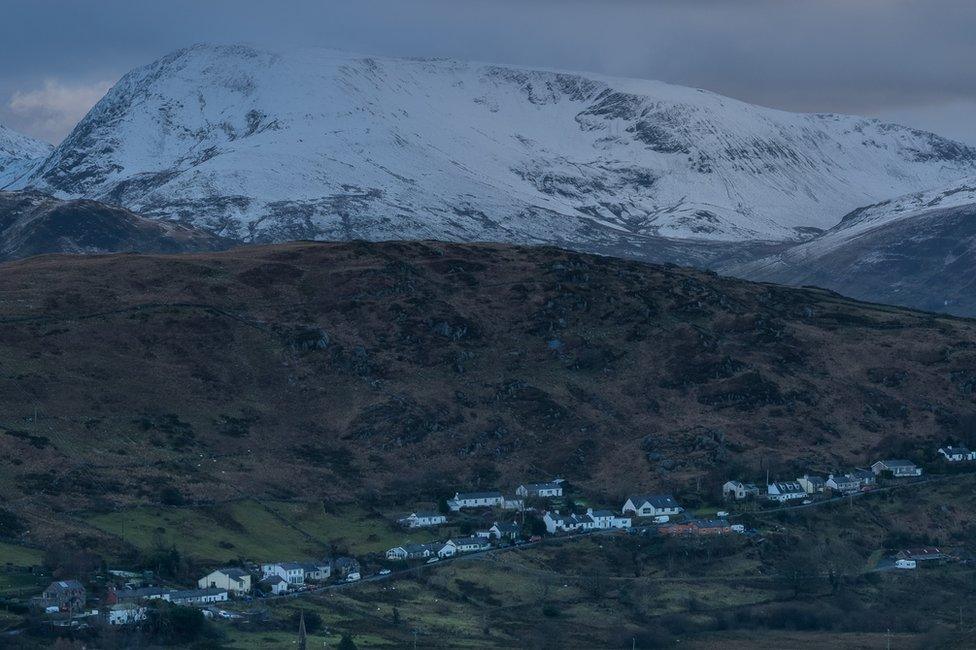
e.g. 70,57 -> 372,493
622,494 -> 683,517
197,568 -> 251,595
397,511 -> 448,528
448,491 -> 504,511
722,481 -> 761,500
438,537 -> 490,558
797,475 -> 825,494
583,509 -> 632,530
515,481 -> 564,499
386,544 -> 432,561
871,460 -> 922,477
939,446 -> 974,462
261,562 -> 306,585
543,511 -> 588,534
501,496 -> 525,510
825,474 -> 860,493
170,588 -> 228,605
260,575 -> 289,595
106,603 -> 147,626
766,482 -> 806,502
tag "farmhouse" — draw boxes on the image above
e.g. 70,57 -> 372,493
386,544 -> 433,561
825,474 -> 860,494
40,580 -> 86,613
622,494 -> 683,517
722,481 -> 761,500
197,567 -> 251,595
448,491 -> 504,511
766,481 -> 806,502
261,562 -> 306,585
515,481 -> 564,498
438,537 -> 490,557
871,460 -> 922,477
797,475 -> 825,494
939,446 -> 974,462
170,588 -> 228,605
397,511 -> 448,528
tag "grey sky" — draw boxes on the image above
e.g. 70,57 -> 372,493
2,0 -> 975,144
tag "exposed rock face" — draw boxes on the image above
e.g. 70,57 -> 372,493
0,190 -> 230,261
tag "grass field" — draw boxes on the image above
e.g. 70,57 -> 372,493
0,541 -> 45,567
81,499 -> 437,562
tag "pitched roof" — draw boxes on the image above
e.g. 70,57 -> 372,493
216,567 -> 248,579
627,494 -> 680,508
261,575 -> 287,585
876,459 -> 917,468
455,491 -> 503,500
46,580 -> 84,592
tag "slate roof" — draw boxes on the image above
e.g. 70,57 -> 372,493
628,494 -> 681,509
455,491 -> 503,500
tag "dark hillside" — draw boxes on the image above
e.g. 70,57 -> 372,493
0,241 -> 974,544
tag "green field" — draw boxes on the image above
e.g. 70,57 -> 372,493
0,541 -> 45,567
82,500 -> 435,562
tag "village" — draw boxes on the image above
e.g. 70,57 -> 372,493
10,444 -> 976,634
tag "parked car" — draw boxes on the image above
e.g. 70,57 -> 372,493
426,557 -> 440,564
653,515 -> 670,524
802,499 -> 812,505
378,569 -> 391,576
346,572 -> 361,582
716,511 -> 729,517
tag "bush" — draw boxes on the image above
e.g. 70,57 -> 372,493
0,508 -> 25,539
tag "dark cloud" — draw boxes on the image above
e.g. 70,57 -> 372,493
2,0 -> 974,143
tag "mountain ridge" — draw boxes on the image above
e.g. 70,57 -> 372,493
16,44 -> 976,256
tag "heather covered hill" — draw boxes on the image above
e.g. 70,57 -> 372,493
0,241 -> 974,543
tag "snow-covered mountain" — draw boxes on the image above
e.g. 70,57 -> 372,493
16,44 -> 976,259
0,123 -> 52,188
731,178 -> 976,315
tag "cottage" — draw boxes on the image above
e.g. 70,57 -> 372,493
939,446 -> 974,462
106,602 -> 147,626
301,561 -> 332,581
488,521 -> 521,541
825,474 -> 860,494
583,509 -> 632,530
197,567 -> 251,595
766,482 -> 806,502
797,475 -> 826,494
261,562 -> 306,585
260,575 -> 289,595
386,544 -> 432,561
722,481 -> 761,500
543,511 -> 587,534
438,537 -> 490,558
170,588 -> 228,605
333,557 -> 361,579
448,491 -> 505,511
515,481 -> 564,499
622,494 -> 683,517
41,580 -> 86,613
871,459 -> 922,477
397,511 -> 448,528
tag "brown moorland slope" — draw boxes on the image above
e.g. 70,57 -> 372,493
0,241 -> 974,543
